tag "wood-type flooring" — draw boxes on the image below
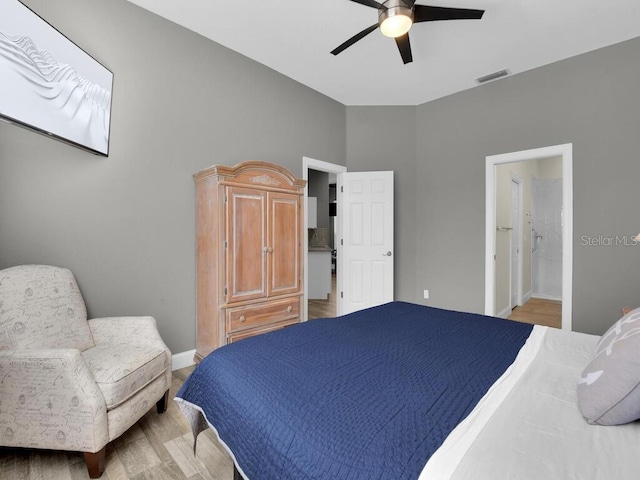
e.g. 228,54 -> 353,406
508,297 -> 562,329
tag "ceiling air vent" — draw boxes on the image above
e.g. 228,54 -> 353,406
476,69 -> 510,85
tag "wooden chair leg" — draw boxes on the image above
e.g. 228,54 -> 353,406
156,388 -> 170,413
84,447 -> 106,478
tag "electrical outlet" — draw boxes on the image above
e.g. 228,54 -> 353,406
423,289 -> 429,299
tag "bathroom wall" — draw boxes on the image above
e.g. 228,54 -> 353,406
531,158 -> 563,299
495,161 -> 534,315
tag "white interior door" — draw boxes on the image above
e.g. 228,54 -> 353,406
338,171 -> 394,315
510,176 -> 521,309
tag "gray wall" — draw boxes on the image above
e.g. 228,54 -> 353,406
0,0 -> 346,353
416,36 -> 640,335
3,0 -> 638,351
308,170 -> 330,229
346,106 -> 417,303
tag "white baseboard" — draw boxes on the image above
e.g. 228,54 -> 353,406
172,349 -> 196,371
532,293 -> 562,302
522,290 -> 532,304
496,306 -> 511,319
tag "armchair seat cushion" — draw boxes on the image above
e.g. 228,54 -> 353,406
82,344 -> 168,410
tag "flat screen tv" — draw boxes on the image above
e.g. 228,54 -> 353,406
0,0 -> 113,156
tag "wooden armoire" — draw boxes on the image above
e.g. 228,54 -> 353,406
193,161 -> 306,361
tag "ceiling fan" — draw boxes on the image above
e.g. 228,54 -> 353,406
331,0 -> 485,64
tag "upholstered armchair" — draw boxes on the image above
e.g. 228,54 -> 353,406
0,265 -> 172,478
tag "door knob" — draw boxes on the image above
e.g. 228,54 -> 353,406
383,251 -> 392,256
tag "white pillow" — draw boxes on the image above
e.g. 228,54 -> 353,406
577,307 -> 640,425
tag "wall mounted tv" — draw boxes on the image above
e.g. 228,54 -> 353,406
0,0 -> 113,156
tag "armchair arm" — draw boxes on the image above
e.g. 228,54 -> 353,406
88,316 -> 170,351
0,349 -> 108,452
88,316 -> 172,370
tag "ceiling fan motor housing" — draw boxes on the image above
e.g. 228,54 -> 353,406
379,0 -> 414,26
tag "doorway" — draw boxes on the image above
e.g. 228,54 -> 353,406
303,157 -> 346,321
485,144 -> 573,331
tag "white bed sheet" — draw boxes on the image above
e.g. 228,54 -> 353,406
421,325 -> 640,480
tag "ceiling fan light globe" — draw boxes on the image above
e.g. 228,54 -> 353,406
380,15 -> 412,38
379,5 -> 413,38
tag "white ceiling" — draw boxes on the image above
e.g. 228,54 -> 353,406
127,0 -> 640,106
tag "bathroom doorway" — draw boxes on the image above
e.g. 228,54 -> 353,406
485,144 -> 573,331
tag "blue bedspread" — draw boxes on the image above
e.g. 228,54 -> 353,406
177,302 -> 533,480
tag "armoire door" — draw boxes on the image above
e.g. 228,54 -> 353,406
267,192 -> 301,297
226,186 -> 267,303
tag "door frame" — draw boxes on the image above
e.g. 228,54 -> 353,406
302,157 -> 347,321
485,144 -> 573,331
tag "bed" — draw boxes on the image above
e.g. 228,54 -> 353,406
175,301 -> 640,480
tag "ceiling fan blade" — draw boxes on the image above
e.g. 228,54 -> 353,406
414,5 -> 485,23
331,24 -> 379,56
348,0 -> 385,9
395,33 -> 413,64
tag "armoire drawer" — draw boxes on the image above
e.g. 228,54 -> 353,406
227,317 -> 299,344
226,298 -> 300,332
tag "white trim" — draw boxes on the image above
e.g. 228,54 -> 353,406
172,349 -> 196,371
496,306 -> 512,319
485,143 -> 573,332
302,157 -> 347,321
531,293 -> 563,302
522,289 -> 533,305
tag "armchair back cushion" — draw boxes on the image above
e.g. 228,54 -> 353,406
0,265 -> 94,351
